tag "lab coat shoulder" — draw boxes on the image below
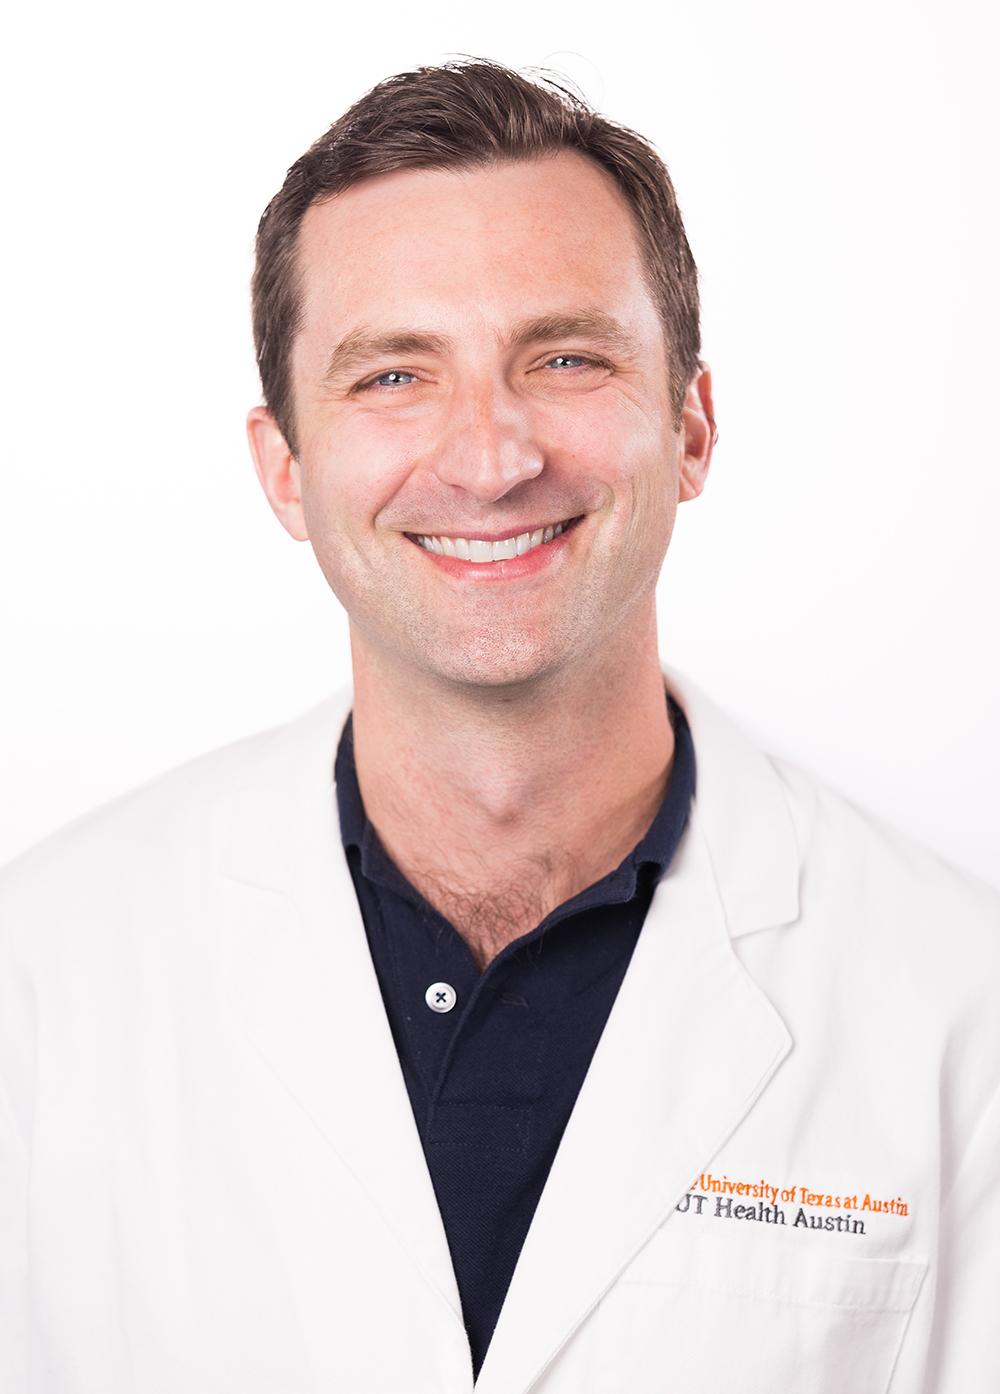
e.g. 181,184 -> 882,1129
0,692 -> 352,1142
773,750 -> 1000,941
769,751 -> 1000,1031
759,752 -> 1000,1168
668,664 -> 1000,982
0,692 -> 350,937
668,670 -> 1000,1165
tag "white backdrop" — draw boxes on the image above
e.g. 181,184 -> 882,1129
2,0 -> 998,887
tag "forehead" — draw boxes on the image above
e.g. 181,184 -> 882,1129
293,153 -> 659,349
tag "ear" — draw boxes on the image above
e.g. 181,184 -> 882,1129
246,406 -> 309,542
678,365 -> 716,502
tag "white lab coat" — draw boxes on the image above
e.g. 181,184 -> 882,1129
1,672 -> 998,1393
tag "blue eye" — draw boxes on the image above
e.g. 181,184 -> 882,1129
373,370 -> 416,387
549,355 -> 586,369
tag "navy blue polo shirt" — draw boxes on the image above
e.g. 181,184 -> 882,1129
336,697 -> 695,1374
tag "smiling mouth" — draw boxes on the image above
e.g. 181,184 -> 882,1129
413,520 -> 574,563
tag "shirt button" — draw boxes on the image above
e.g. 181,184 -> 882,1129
425,982 -> 457,1013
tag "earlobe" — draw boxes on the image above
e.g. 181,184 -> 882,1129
246,406 -> 310,542
678,365 -> 716,503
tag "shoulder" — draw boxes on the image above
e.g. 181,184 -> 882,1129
773,755 -> 1000,944
750,757 -> 1000,1095
0,694 -> 351,930
665,666 -> 1000,967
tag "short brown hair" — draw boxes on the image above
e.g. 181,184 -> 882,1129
252,60 -> 700,454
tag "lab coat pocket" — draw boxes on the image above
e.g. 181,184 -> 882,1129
593,1222 -> 927,1394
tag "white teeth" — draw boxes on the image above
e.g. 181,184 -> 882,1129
417,522 -> 571,562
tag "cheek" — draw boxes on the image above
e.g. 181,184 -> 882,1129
299,418 -> 419,539
549,391 -> 673,470
564,404 -> 677,526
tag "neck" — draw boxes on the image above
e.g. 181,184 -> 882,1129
349,608 -> 673,970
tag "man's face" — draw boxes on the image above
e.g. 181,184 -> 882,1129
251,152 -> 711,691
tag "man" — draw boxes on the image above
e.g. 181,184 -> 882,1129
1,61 -> 997,1393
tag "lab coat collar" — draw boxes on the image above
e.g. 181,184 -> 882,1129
476,809 -> 793,1393
216,692 -> 467,1342
664,667 -> 801,938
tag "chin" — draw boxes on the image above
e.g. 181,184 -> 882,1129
417,627 -> 569,694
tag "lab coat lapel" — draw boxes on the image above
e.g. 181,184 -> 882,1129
477,676 -> 799,1394
216,697 -> 463,1322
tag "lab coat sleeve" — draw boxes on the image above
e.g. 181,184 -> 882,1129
920,1079 -> 1000,1392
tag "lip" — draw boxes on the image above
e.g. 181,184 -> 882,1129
405,516 -> 581,578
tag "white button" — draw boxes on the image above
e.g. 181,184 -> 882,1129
425,982 -> 457,1013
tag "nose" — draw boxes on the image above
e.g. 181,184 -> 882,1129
428,381 -> 545,502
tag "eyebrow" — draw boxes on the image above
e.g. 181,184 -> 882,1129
505,312 -> 639,355
323,329 -> 453,384
322,310 -> 639,384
